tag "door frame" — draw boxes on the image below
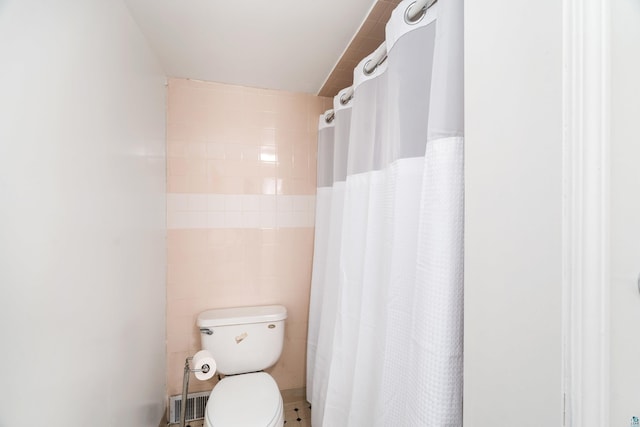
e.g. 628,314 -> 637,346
562,0 -> 611,425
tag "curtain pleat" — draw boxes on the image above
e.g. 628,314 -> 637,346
306,120 -> 334,404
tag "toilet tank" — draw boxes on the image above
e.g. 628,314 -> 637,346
197,305 -> 287,375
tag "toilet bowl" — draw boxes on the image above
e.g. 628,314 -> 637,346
197,305 -> 287,427
204,372 -> 283,427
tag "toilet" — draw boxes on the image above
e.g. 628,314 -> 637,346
197,305 -> 288,427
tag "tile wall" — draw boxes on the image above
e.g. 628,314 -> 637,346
166,78 -> 332,396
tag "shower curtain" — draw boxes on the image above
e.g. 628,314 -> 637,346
306,0 -> 463,425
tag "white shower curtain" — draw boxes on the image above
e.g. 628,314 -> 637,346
307,0 -> 463,426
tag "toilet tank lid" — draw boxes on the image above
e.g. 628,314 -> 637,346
197,305 -> 287,327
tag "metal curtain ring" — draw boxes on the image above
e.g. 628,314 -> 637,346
340,93 -> 352,105
324,111 -> 335,123
404,0 -> 428,25
363,59 -> 376,76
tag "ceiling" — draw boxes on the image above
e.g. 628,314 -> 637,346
123,0 -> 378,95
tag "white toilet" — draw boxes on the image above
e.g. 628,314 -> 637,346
197,305 -> 288,427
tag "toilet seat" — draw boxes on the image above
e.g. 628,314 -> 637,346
205,372 -> 283,427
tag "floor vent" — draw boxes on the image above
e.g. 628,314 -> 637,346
169,391 -> 210,424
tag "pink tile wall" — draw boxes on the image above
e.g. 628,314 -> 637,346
167,78 -> 327,195
166,78 -> 332,396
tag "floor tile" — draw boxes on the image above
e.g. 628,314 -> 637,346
283,400 -> 312,426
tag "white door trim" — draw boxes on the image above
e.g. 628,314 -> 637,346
562,0 -> 611,425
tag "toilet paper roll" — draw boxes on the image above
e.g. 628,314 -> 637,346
192,350 -> 216,381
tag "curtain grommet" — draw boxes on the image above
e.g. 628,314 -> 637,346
324,111 -> 335,123
363,59 -> 376,76
404,0 -> 429,25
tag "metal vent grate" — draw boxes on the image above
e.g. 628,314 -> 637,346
169,391 -> 210,424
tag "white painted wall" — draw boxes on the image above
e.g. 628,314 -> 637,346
463,0 -> 564,425
0,1 -> 167,425
610,0 -> 640,424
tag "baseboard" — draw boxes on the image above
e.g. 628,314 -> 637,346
280,387 -> 307,404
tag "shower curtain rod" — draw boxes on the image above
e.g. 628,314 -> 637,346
324,0 -> 437,124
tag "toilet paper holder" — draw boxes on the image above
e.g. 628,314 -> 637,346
186,355 -> 211,375
179,356 -> 212,427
